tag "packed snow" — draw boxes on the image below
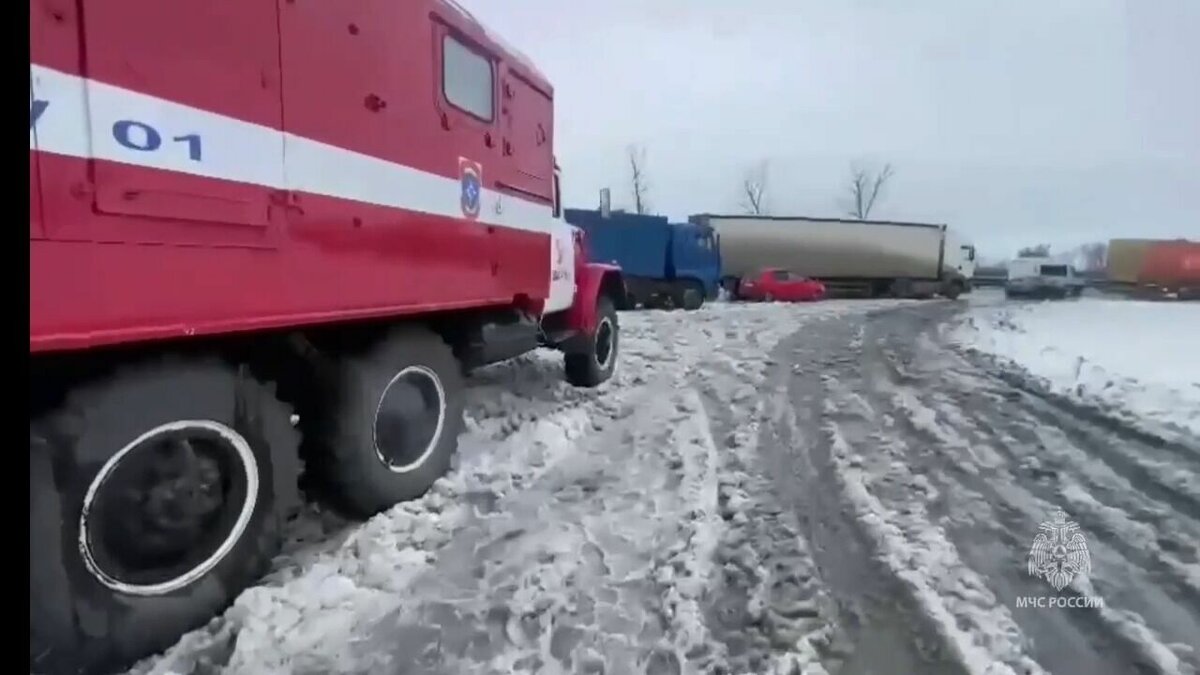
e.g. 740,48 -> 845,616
128,299 -> 915,675
121,294 -> 1200,675
785,301 -> 1200,675
951,295 -> 1200,438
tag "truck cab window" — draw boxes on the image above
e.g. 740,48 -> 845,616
443,35 -> 494,121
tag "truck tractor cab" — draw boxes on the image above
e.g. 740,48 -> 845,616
942,229 -> 977,297
537,175 -> 625,384
668,222 -> 722,302
562,208 -> 712,311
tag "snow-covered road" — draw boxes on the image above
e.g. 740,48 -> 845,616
131,295 -> 1200,675
780,300 -> 1199,675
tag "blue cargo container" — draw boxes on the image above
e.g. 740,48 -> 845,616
565,208 -> 721,310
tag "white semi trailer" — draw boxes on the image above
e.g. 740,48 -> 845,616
689,214 -> 976,299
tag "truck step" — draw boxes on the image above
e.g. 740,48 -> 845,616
457,315 -> 540,370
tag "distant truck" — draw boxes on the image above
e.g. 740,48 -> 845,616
689,214 -> 975,299
1004,257 -> 1085,299
1106,239 -> 1159,287
1107,238 -> 1200,300
566,208 -> 721,310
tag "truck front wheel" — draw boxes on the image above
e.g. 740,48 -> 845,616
679,283 -> 705,311
304,326 -> 465,519
30,359 -> 299,675
565,295 -> 619,387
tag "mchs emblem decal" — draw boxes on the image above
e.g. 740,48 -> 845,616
1027,508 -> 1091,592
459,157 -> 482,220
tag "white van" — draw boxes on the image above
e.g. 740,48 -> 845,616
1005,257 -> 1085,299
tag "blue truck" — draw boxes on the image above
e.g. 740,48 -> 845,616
565,209 -> 722,310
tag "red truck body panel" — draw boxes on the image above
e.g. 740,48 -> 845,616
1137,240 -> 1200,290
30,0 -> 577,353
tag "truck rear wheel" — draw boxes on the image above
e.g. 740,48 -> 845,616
565,295 -> 619,387
304,326 -> 464,519
30,359 -> 299,675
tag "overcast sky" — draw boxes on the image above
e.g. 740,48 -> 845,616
459,0 -> 1199,260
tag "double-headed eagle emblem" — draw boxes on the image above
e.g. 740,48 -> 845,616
1027,508 -> 1091,591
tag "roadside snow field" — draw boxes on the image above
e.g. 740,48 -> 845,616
951,297 -> 1200,437
128,299 -> 914,675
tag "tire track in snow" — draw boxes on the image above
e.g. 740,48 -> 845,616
923,364 -> 1200,589
128,301 -> 908,675
636,300 -> 908,674
695,313 -> 839,675
888,371 -> 1200,597
344,385 -> 723,675
848,304 -> 1200,675
130,313 -> 716,675
790,316 -> 1044,675
1020,404 -> 1200,525
918,323 -> 1200,674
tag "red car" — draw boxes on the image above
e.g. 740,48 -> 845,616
738,268 -> 826,302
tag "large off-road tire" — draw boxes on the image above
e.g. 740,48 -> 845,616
30,359 -> 299,675
304,326 -> 465,519
565,295 -> 619,387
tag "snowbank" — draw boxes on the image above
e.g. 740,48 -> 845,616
951,298 -> 1200,437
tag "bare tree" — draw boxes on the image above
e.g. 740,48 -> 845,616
1080,242 -> 1108,271
844,162 -> 895,220
627,144 -> 650,215
740,160 -> 770,215
1017,244 -> 1051,257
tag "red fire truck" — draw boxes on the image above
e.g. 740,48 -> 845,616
29,2 -> 625,672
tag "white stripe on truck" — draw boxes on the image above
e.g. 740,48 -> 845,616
29,64 -> 556,234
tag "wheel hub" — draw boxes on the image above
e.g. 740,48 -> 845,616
373,366 -> 446,473
595,318 -> 614,369
80,420 -> 258,596
136,444 -> 225,552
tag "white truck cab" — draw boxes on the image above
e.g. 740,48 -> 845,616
943,229 -> 977,286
